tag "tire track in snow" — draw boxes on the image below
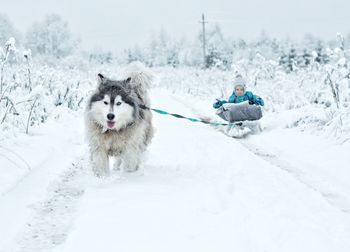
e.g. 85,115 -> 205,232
14,158 -> 88,252
238,140 -> 350,214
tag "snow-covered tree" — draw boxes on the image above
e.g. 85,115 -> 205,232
0,14 -> 21,45
25,14 -> 78,58
201,25 -> 233,69
124,29 -> 183,67
88,47 -> 113,64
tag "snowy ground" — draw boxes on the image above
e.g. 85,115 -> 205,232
1,89 -> 350,252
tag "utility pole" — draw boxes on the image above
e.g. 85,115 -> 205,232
200,13 -> 207,68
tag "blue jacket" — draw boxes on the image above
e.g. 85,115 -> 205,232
213,91 -> 264,108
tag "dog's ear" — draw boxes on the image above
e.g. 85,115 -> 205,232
125,77 -> 131,83
97,73 -> 107,85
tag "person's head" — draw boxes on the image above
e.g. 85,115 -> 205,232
233,75 -> 246,96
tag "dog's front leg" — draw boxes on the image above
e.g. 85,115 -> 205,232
121,150 -> 141,172
112,157 -> 122,171
91,150 -> 110,177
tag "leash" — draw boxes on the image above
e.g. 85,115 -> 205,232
139,105 -> 241,127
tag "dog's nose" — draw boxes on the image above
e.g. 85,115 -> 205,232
107,113 -> 115,120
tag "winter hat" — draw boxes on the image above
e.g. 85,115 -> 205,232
233,75 -> 246,90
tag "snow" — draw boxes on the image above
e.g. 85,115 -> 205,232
241,127 -> 350,211
338,57 -> 347,67
0,109 -> 85,251
59,90 -> 350,252
1,88 -> 349,252
5,37 -> 15,47
23,49 -> 31,58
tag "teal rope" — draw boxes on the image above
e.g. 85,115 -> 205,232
140,105 -> 240,127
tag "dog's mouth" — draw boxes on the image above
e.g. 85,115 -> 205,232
107,121 -> 115,129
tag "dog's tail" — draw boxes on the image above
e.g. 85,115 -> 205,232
125,61 -> 155,85
123,62 -> 156,106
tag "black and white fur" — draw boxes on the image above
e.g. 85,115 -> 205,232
85,62 -> 154,177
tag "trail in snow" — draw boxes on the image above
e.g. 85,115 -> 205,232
237,139 -> 350,213
0,110 -> 85,252
14,159 -> 87,252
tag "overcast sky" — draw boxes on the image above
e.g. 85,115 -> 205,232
2,0 -> 350,52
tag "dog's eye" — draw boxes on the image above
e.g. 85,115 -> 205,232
103,101 -> 108,105
116,102 -> 122,106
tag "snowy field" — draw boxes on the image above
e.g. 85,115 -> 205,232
1,60 -> 350,251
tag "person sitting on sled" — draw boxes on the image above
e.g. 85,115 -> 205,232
213,75 -> 264,123
213,75 -> 264,108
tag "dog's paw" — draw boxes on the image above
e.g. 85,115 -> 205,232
123,164 -> 139,173
92,166 -> 110,178
121,166 -> 144,178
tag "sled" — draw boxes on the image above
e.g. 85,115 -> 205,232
216,101 -> 262,122
224,120 -> 262,138
215,101 -> 263,138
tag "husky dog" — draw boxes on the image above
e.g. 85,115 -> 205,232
85,63 -> 154,177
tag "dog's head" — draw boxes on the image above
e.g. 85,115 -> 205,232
88,74 -> 141,131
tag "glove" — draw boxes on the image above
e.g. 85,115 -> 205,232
256,97 -> 264,106
213,100 -> 223,109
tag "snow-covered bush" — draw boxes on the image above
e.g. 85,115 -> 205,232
0,38 -> 92,137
